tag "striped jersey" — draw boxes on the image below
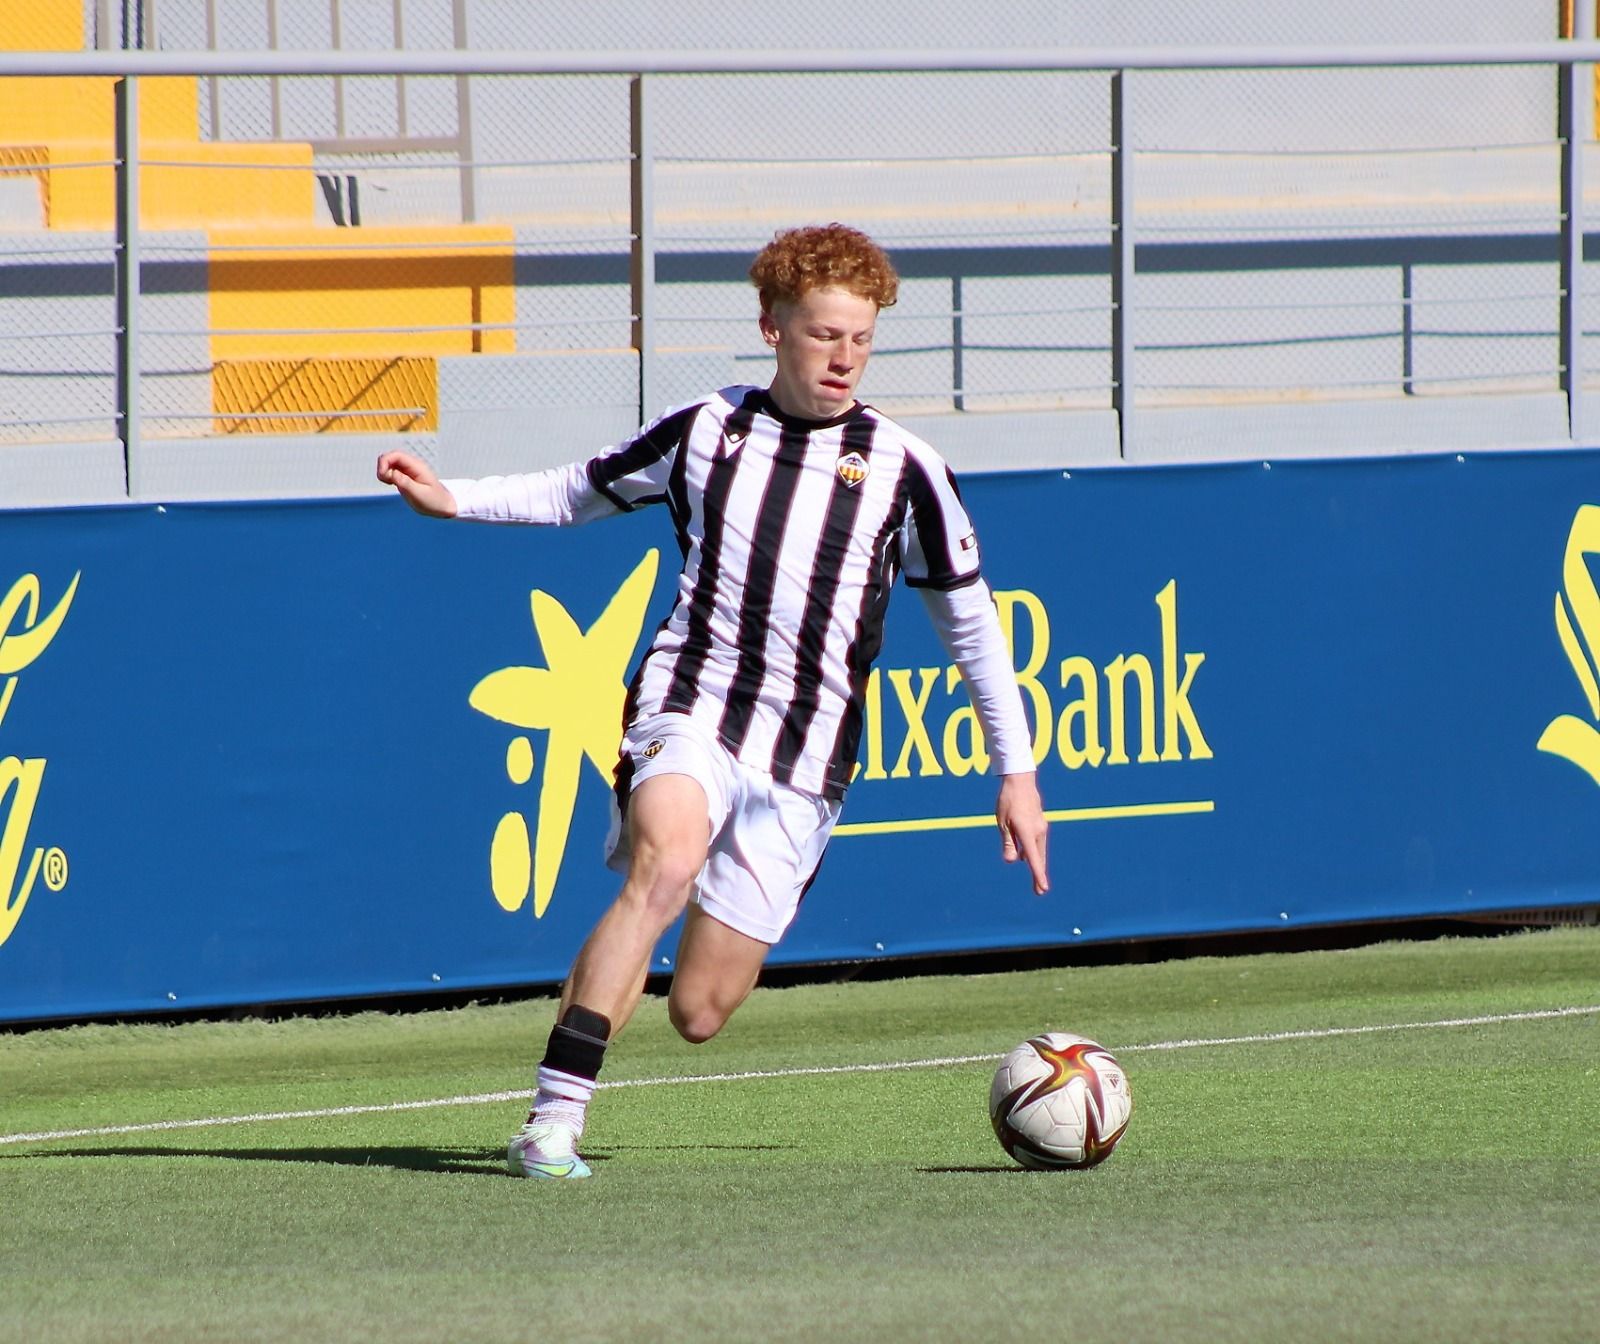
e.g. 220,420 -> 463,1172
448,384 -> 1011,799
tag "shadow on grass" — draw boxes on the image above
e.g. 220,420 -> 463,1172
9,1140 -> 796,1175
5,1144 -> 532,1177
916,1164 -> 1031,1174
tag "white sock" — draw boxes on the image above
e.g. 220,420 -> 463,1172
529,1065 -> 596,1137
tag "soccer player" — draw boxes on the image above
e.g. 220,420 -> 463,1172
377,223 -> 1049,1179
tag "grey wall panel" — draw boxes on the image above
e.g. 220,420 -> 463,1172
0,441 -> 128,509
134,432 -> 438,500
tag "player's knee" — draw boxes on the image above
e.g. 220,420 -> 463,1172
668,997 -> 728,1045
623,846 -> 702,922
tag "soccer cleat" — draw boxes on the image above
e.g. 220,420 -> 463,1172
506,1121 -> 592,1180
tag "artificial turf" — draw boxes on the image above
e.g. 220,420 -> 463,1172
2,927 -> 1596,1343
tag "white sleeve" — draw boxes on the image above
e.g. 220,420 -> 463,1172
899,447 -> 983,591
441,399 -> 701,526
919,581 -> 1038,775
442,462 -> 619,526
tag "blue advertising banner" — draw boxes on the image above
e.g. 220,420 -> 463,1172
3,448 -> 1600,1022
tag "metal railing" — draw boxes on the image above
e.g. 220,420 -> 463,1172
3,37 -> 1599,493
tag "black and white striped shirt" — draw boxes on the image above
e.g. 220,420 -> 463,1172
446,385 -> 1033,798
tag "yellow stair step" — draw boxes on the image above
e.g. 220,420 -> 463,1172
0,139 -> 316,230
208,225 -> 516,361
211,356 -> 438,436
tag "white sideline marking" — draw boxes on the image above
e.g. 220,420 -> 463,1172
3,1003 -> 1596,1150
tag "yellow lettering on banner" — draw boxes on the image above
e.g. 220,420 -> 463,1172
1538,504 -> 1600,785
995,588 -> 1052,764
1105,653 -> 1158,766
0,756 -> 46,947
859,669 -> 886,781
0,571 -> 79,951
1056,655 -> 1105,768
0,573 -> 79,675
855,578 -> 1211,789
1158,579 -> 1213,762
941,665 -> 990,777
887,667 -> 944,778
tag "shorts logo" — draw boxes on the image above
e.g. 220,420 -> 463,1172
960,533 -> 978,553
836,451 -> 869,488
642,739 -> 665,759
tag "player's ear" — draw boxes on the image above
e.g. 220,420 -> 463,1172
758,310 -> 780,347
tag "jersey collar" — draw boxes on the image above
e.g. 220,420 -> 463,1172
756,389 -> 869,433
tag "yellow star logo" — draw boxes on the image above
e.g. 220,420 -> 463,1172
1539,505 -> 1600,786
468,549 -> 659,916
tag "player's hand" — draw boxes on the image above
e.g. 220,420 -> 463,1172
996,772 -> 1049,895
377,450 -> 457,518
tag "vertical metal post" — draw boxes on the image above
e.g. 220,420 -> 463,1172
331,0 -> 346,141
267,0 -> 281,141
392,0 -> 409,137
115,76 -> 142,498
451,0 -> 477,223
1401,262 -> 1415,396
631,74 -> 657,425
951,275 -> 966,412
1560,15 -> 1593,444
204,0 -> 221,139
1110,70 -> 1135,458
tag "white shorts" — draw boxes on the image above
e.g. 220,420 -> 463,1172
604,712 -> 842,945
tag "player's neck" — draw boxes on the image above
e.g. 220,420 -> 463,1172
760,386 -> 861,429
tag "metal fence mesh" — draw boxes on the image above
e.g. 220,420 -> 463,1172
0,228 -> 117,444
0,0 -> 1593,497
1130,65 -> 1560,407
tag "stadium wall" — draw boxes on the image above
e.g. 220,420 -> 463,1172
4,446 -> 1600,1023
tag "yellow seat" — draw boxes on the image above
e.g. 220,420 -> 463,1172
208,225 -> 516,433
5,0 -> 516,442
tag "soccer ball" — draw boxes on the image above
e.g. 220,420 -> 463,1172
989,1032 -> 1132,1170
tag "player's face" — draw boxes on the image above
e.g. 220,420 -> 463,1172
761,286 -> 879,420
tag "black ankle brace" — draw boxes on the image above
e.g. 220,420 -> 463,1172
560,1004 -> 612,1040
540,1003 -> 613,1081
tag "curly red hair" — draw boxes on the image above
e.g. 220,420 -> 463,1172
749,223 -> 899,313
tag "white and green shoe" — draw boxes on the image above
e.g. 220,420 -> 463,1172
507,1121 -> 592,1180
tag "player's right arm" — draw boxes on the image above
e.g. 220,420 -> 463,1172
377,449 -> 457,518
376,399 -> 704,528
376,449 -> 610,526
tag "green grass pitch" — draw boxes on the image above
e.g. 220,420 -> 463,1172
2,927 -> 1597,1343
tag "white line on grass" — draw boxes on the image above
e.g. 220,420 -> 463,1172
3,1002 -> 1596,1149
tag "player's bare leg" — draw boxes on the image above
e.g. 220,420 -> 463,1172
509,774 -> 710,1180
666,904 -> 769,1044
560,774 -> 711,1028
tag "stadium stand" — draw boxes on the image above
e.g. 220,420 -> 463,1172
0,0 -> 1583,506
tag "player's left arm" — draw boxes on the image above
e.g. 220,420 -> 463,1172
918,582 -> 1050,895
899,444 -> 1049,893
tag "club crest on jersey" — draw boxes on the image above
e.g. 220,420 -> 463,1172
641,739 -> 665,759
836,451 -> 870,488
